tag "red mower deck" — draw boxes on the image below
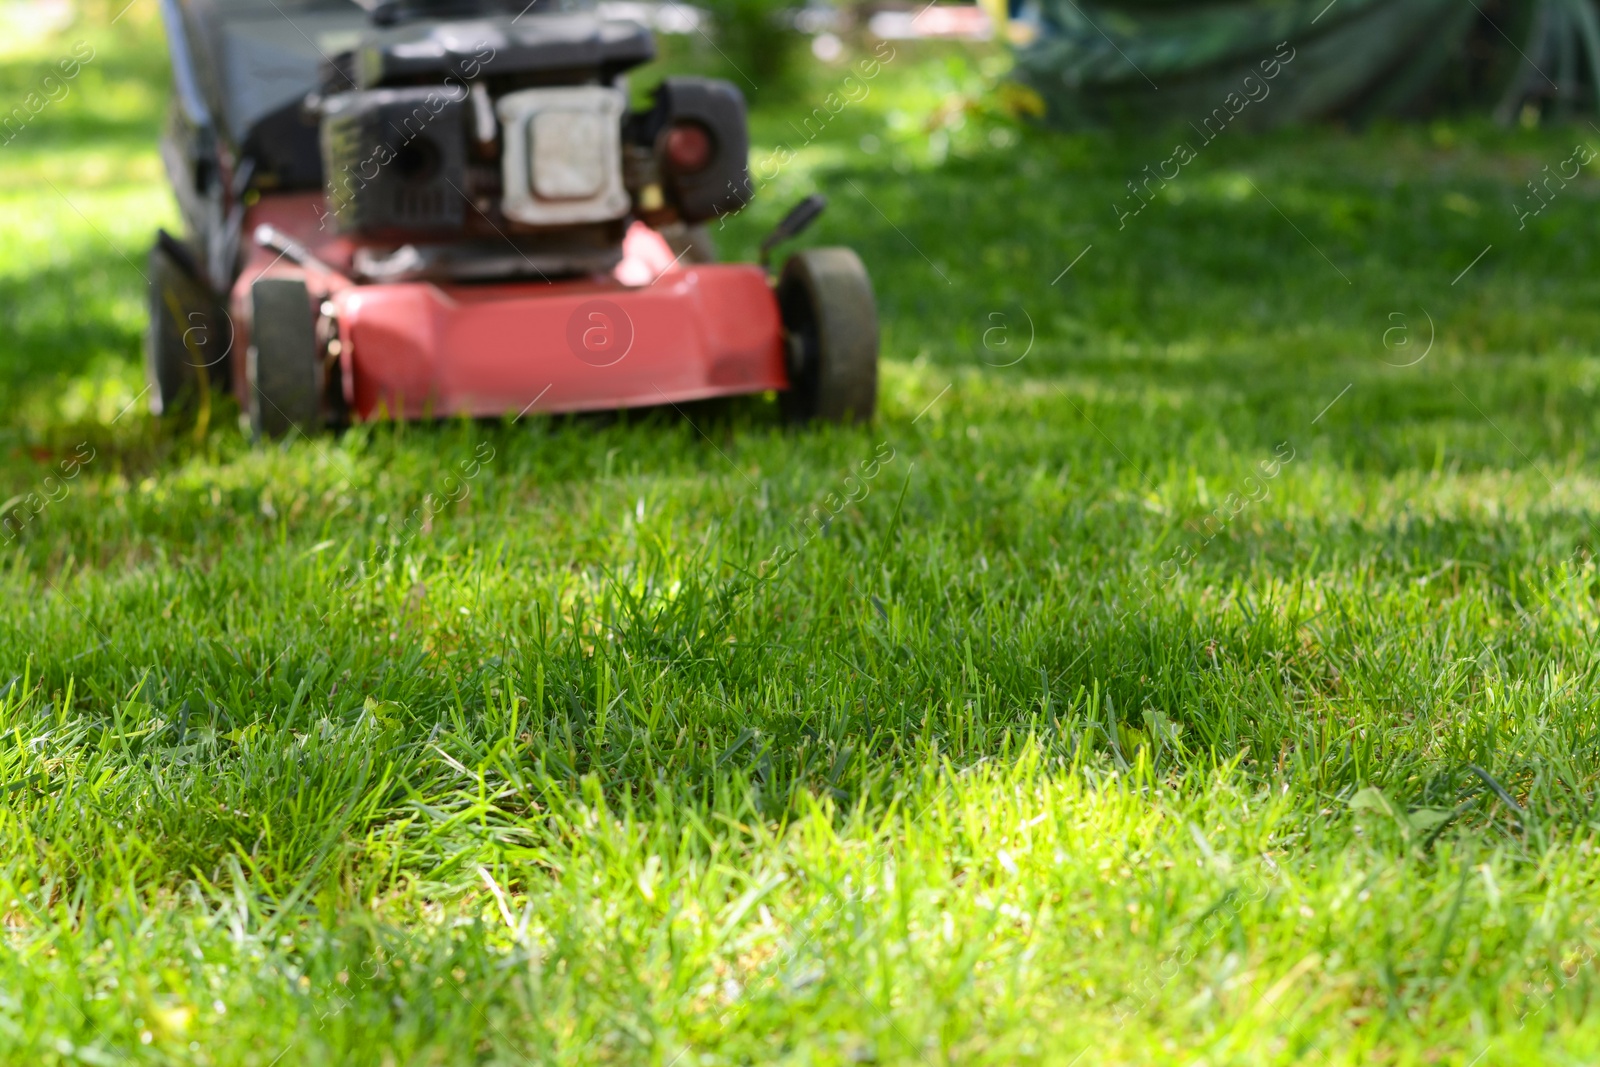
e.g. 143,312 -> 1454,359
232,196 -> 787,421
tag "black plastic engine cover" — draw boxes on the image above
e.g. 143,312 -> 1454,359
647,77 -> 751,224
320,86 -> 467,236
346,14 -> 654,89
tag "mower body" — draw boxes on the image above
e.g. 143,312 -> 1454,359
234,194 -> 786,422
148,0 -> 873,431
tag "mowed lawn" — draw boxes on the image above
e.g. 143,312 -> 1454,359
7,6 -> 1600,1064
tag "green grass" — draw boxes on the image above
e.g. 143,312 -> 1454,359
6,6 -> 1600,1064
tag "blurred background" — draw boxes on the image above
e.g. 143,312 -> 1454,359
1011,0 -> 1600,130
657,0 -> 1600,131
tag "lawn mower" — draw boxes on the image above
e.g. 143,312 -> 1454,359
146,0 -> 879,437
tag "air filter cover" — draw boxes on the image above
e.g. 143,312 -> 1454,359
497,86 -> 630,226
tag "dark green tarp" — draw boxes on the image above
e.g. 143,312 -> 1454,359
1013,0 -> 1600,127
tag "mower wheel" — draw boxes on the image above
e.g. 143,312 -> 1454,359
145,232 -> 231,415
248,277 -> 321,439
776,248 -> 878,424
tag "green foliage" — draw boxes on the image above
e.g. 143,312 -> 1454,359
6,13 -> 1600,1066
694,0 -> 808,96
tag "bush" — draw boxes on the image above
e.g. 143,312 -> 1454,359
697,0 -> 808,95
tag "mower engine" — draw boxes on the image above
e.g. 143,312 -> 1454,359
314,12 -> 750,280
